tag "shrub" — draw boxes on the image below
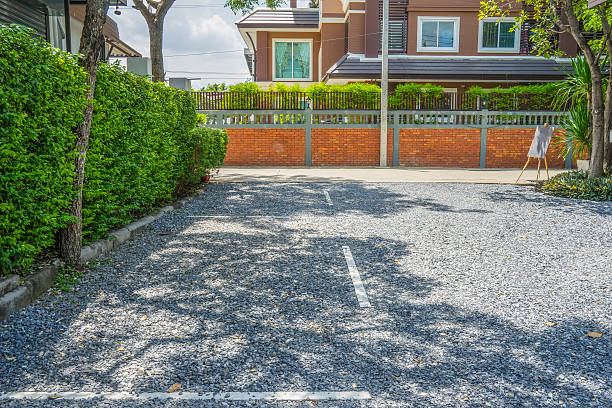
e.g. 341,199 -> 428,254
1,24 -> 226,273
389,83 -> 444,109
82,63 -> 198,241
191,127 -> 228,175
539,171 -> 612,201
0,25 -> 86,272
465,84 -> 558,110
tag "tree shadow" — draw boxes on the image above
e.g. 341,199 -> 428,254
0,183 -> 609,407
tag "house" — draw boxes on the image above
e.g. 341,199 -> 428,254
236,0 -> 578,93
0,0 -> 141,59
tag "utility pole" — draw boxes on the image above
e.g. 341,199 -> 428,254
380,0 -> 389,167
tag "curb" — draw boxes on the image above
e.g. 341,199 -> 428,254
0,187 -> 205,322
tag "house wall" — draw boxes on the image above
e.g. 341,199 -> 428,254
321,23 -> 346,77
347,12 -> 365,54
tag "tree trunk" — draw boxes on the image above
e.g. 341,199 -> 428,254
590,74 -> 605,178
604,77 -> 612,172
149,19 -> 165,82
58,0 -> 110,265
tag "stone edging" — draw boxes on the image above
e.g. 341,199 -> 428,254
0,189 -> 203,322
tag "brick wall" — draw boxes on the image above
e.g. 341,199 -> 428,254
398,128 -> 481,167
221,127 -> 573,168
312,129 -> 392,166
223,128 -> 305,166
487,129 -> 567,168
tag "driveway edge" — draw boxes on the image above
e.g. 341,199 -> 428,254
0,186 -> 206,321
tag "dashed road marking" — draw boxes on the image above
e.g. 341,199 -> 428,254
342,246 -> 371,308
323,190 -> 333,206
0,391 -> 371,401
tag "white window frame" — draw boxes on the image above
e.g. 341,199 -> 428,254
478,17 -> 520,53
272,38 -> 313,82
416,16 -> 460,53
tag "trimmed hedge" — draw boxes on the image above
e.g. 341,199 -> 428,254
0,25 -> 86,272
0,25 -> 227,273
465,84 -> 558,110
539,171 -> 612,201
82,63 -> 199,240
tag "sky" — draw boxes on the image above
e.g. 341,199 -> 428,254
110,0 -> 307,90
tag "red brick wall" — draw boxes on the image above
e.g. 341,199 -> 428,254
398,128 -> 481,167
486,129 -> 567,168
311,129 -> 393,166
221,127 -> 573,168
223,128 -> 305,166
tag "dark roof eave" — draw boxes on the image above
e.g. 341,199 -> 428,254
327,73 -> 567,81
236,23 -> 319,29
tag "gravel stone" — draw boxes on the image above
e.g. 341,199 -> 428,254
1,182 -> 610,407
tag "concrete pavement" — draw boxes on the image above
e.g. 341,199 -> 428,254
214,167 -> 567,184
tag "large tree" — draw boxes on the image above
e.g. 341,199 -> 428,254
58,0 -> 111,264
481,0 -> 611,177
132,0 -> 176,82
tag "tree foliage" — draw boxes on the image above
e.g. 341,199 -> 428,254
481,0 -> 612,177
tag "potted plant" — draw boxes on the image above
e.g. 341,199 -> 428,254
554,105 -> 592,171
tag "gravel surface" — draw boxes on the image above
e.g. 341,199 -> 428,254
1,182 -> 611,407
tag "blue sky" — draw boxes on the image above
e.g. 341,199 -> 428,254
112,0 -> 307,89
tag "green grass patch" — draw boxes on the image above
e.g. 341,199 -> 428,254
539,171 -> 612,201
54,266 -> 83,292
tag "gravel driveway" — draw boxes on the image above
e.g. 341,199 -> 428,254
1,182 -> 611,407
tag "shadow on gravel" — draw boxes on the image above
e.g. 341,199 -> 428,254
0,183 -> 609,407
200,182 -> 493,217
485,188 -> 612,216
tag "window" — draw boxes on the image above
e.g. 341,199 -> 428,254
479,18 -> 519,53
273,40 -> 312,81
417,17 -> 460,52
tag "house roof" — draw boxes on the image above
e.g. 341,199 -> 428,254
236,8 -> 319,29
324,56 -> 572,82
70,5 -> 141,57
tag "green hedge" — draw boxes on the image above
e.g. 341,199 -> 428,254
539,171 -> 612,201
0,25 -> 227,273
82,63 -> 198,240
0,25 -> 86,272
465,84 -> 558,110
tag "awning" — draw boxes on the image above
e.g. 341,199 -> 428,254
324,56 -> 572,82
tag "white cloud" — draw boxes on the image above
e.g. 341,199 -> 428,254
112,0 -> 251,88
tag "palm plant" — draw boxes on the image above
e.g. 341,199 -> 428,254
553,56 -> 597,111
554,104 -> 592,160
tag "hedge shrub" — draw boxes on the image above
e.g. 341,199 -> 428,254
0,25 -> 86,272
82,63 -> 198,240
1,25 -> 226,273
465,84 -> 558,110
539,171 -> 612,201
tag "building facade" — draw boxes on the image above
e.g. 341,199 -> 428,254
0,0 -> 140,59
237,0 -> 578,91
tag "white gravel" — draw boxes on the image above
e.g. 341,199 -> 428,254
1,182 -> 610,407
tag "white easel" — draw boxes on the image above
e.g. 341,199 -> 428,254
515,123 -> 551,184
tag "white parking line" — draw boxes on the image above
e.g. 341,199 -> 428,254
342,246 -> 371,308
323,190 -> 333,206
0,391 -> 371,401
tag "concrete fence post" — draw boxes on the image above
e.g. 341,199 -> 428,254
479,109 -> 489,169
305,107 -> 312,166
392,112 -> 399,167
